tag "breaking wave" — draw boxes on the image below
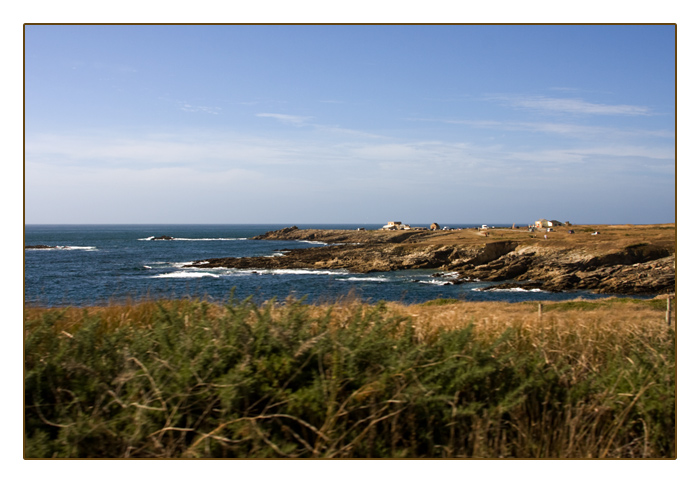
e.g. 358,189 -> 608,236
26,246 -> 97,251
151,271 -> 221,279
474,287 -> 546,293
417,280 -> 452,286
340,276 -> 389,283
241,268 -> 343,276
138,237 -> 247,241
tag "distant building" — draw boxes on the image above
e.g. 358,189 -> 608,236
536,219 -> 565,228
382,221 -> 403,230
430,223 -> 440,230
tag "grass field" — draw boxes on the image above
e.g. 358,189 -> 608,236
24,294 -> 676,458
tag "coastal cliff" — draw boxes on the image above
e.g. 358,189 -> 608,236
188,224 -> 676,295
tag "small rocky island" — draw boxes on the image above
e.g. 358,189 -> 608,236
186,224 -> 676,295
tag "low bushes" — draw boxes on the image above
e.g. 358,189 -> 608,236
24,295 -> 675,458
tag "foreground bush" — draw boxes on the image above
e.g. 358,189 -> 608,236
24,295 -> 676,458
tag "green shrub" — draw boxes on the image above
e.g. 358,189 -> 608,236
24,297 -> 675,458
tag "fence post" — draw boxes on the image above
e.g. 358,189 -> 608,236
666,296 -> 674,327
538,303 -> 542,320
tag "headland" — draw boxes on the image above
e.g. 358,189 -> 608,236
187,223 -> 676,295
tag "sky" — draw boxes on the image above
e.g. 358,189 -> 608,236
24,24 -> 676,225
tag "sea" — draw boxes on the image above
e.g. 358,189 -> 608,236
24,224 -> 648,307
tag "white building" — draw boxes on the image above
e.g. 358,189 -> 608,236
382,221 -> 403,230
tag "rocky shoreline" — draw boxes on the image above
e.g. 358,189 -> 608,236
187,225 -> 676,295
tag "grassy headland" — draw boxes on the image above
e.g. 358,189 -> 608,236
24,295 -> 676,458
191,223 -> 676,295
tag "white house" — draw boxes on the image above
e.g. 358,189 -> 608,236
382,221 -> 403,230
536,219 -> 565,228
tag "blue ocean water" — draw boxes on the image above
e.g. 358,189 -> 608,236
24,224 -> 635,307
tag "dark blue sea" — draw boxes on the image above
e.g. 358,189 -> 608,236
24,224 -> 640,307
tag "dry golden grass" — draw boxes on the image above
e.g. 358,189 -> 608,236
410,223 -> 676,253
26,296 -> 673,344
24,295 -> 675,458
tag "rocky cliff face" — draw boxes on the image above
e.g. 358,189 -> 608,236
188,242 -> 480,273
455,245 -> 675,294
188,226 -> 676,295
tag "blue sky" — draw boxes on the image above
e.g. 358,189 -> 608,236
24,24 -> 676,224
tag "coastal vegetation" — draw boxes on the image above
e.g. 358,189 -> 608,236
24,293 -> 675,458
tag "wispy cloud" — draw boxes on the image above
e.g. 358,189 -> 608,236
25,123 -> 675,225
487,95 -> 651,116
256,113 -> 385,139
256,113 -> 311,126
408,117 -> 674,140
179,102 -> 221,115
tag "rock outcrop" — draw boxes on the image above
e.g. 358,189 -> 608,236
188,242 -> 480,274
457,244 -> 675,294
188,226 -> 676,295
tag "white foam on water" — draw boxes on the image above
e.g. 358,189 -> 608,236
298,240 -> 328,245
340,276 -> 389,283
138,237 -> 247,241
232,268 -> 345,276
472,287 -> 546,293
151,271 -> 220,279
267,268 -> 342,275
26,246 -> 98,251
170,261 -> 199,268
152,265 -> 345,277
143,265 -> 152,269
418,279 -> 452,286
173,237 -> 248,241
